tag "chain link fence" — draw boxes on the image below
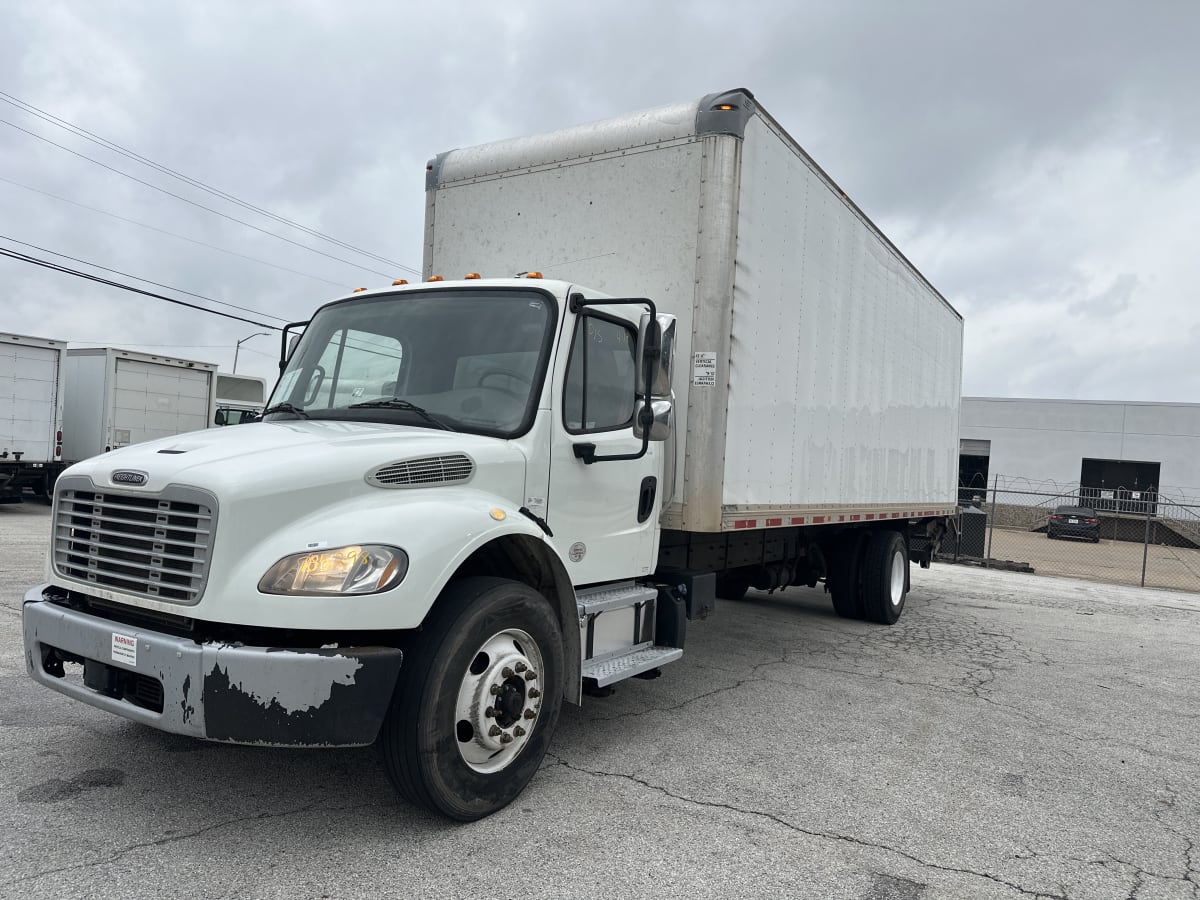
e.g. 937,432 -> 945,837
942,474 -> 1200,593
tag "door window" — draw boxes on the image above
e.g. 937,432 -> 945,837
563,315 -> 636,433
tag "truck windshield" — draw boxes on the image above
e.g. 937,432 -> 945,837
265,288 -> 556,437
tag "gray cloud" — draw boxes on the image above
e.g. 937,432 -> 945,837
1,0 -> 1198,398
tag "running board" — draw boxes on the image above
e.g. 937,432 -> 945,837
582,646 -> 683,687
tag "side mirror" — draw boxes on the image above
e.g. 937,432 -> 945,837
633,397 -> 674,442
636,313 -> 677,399
280,320 -> 309,372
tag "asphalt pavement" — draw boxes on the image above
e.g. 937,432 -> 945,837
1,502 -> 1197,900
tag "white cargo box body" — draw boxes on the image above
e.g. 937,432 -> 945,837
425,88 -> 963,532
0,332 -> 66,462
62,348 -> 218,461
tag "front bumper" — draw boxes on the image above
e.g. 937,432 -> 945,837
22,586 -> 404,747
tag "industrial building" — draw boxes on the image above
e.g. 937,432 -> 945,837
959,397 -> 1200,513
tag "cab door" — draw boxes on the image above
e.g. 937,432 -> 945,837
545,302 -> 661,585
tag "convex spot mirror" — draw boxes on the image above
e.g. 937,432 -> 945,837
633,397 -> 674,442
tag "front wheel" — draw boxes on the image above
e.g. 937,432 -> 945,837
379,577 -> 564,820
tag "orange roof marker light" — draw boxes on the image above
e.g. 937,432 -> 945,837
525,272 -> 543,279
392,279 -> 409,286
426,275 -> 444,282
716,104 -> 735,111
352,287 -> 368,293
465,273 -> 481,280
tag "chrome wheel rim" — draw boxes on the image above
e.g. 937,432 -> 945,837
454,628 -> 544,773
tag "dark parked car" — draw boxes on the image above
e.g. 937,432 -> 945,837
1047,505 -> 1100,542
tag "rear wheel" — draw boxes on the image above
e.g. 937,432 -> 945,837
379,577 -> 563,820
862,531 -> 908,625
826,534 -> 868,620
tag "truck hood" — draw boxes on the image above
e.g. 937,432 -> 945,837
60,420 -> 528,505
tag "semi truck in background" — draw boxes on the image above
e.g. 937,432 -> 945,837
60,348 -> 218,461
0,332 -> 66,503
214,373 -> 267,426
23,88 -> 962,820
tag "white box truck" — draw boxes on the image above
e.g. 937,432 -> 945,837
61,348 -> 218,461
214,373 -> 267,426
0,332 -> 67,502
23,89 -> 962,820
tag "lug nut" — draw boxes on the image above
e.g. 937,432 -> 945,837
502,666 -> 514,679
528,688 -> 541,698
500,733 -> 514,744
525,670 -> 537,681
489,684 -> 501,695
514,661 -> 527,673
523,709 -> 536,720
513,726 -> 526,737
484,706 -> 495,718
488,725 -> 502,737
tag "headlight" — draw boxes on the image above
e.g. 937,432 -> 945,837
258,545 -> 408,596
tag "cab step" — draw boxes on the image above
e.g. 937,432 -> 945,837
582,645 -> 683,687
576,581 -> 683,690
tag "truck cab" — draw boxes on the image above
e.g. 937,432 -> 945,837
23,277 -> 677,820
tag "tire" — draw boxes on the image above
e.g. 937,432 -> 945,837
379,577 -> 563,820
715,570 -> 753,602
861,530 -> 908,625
826,534 -> 867,620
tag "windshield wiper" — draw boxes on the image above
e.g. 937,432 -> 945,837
261,402 -> 310,419
347,398 -> 452,431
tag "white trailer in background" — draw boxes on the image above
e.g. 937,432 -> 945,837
0,332 -> 66,502
61,348 -> 218,461
214,373 -> 267,426
24,88 -> 963,821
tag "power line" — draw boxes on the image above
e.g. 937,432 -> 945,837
0,244 -> 280,330
0,175 -> 349,288
0,234 -> 290,323
0,91 -> 418,274
0,116 -> 406,279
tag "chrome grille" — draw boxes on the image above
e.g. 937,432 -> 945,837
53,478 -> 216,605
367,454 -> 474,488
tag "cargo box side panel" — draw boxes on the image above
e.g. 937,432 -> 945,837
427,141 -> 707,508
724,114 -> 962,510
0,338 -> 63,460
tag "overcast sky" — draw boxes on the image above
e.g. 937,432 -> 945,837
2,1 -> 1197,401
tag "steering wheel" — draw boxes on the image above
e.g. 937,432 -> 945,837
476,369 -> 532,400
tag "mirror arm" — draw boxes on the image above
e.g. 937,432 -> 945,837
280,320 -> 310,372
568,294 -> 657,465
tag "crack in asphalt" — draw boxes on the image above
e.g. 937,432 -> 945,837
1152,782 -> 1200,897
583,650 -> 791,722
0,797 -> 364,889
547,753 -> 1070,900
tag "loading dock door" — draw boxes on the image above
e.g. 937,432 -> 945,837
1080,458 -> 1161,515
112,359 -> 212,448
959,439 -> 991,505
